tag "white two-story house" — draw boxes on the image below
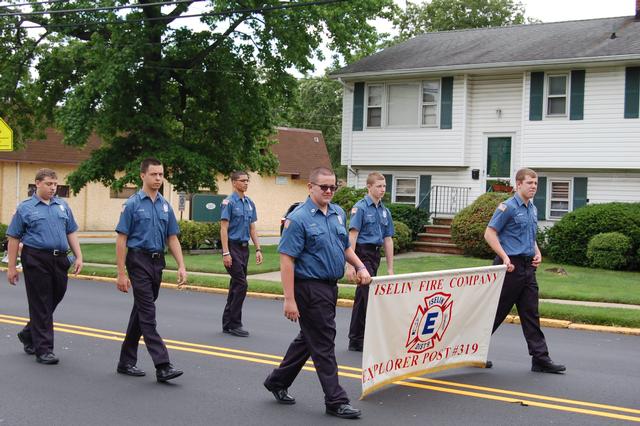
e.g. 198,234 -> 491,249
332,10 -> 640,225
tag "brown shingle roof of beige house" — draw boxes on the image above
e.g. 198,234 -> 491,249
271,127 -> 332,177
0,126 -> 332,176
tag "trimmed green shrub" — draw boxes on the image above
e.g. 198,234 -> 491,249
386,203 -> 430,239
0,223 -> 7,250
451,192 -> 510,258
537,226 -> 551,257
391,221 -> 412,253
178,220 -> 220,250
586,232 -> 632,270
333,186 -> 367,214
547,203 -> 640,267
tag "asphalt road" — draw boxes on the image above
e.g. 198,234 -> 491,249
0,277 -> 638,426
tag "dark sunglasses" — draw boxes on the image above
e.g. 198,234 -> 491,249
311,183 -> 338,193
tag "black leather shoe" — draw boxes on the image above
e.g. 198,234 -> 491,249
485,360 -> 493,369
348,342 -> 363,352
532,359 -> 566,374
156,364 -> 183,382
36,353 -> 59,365
17,331 -> 35,355
117,363 -> 146,377
264,383 -> 296,405
326,404 -> 362,419
223,327 -> 250,337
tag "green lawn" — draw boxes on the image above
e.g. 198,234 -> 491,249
80,243 -> 281,274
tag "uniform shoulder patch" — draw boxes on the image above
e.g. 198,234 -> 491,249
498,203 -> 507,212
222,199 -> 229,206
351,207 -> 358,215
284,219 -> 291,229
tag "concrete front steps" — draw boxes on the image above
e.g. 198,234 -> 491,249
414,217 -> 464,255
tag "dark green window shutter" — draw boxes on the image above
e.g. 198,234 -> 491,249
570,70 -> 585,120
383,174 -> 393,197
533,176 -> 547,220
440,77 -> 454,129
418,175 -> 431,211
573,177 -> 588,210
624,67 -> 640,119
529,72 -> 544,121
352,82 -> 365,131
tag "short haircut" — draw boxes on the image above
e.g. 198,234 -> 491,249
231,170 -> 249,181
309,166 -> 335,183
366,172 -> 386,185
140,157 -> 162,174
515,168 -> 537,182
35,168 -> 57,182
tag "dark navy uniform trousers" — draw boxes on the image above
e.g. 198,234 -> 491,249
348,244 -> 381,347
264,278 -> 349,408
20,245 -> 70,356
222,240 -> 250,330
119,250 -> 170,367
492,255 -> 550,361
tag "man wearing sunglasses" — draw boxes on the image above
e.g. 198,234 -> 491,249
264,167 -> 371,419
346,172 -> 395,352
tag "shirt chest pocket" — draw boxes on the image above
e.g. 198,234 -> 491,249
134,210 -> 151,223
335,226 -> 348,246
307,227 -> 326,248
56,208 -> 69,223
27,212 -> 45,226
513,214 -> 528,227
365,215 -> 377,225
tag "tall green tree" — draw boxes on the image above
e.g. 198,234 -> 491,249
0,0 -> 393,192
393,0 -> 527,42
281,76 -> 344,177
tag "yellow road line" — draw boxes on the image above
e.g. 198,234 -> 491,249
1,314 -> 638,422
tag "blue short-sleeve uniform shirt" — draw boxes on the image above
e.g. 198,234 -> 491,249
349,195 -> 394,245
115,190 -> 180,252
220,192 -> 257,242
7,195 -> 79,251
278,197 -> 350,281
488,193 -> 538,257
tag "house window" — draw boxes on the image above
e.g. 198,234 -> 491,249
546,74 -> 568,115
549,180 -> 571,219
110,186 -> 138,199
387,83 -> 419,126
366,85 -> 383,128
27,184 -> 70,197
394,178 -> 417,205
422,80 -> 440,126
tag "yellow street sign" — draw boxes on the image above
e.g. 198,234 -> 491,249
0,118 -> 13,151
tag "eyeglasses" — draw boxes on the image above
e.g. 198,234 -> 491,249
236,179 -> 250,183
311,183 -> 338,193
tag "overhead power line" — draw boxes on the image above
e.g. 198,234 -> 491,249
0,0 -> 207,18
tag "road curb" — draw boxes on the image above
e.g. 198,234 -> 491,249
2,267 -> 638,336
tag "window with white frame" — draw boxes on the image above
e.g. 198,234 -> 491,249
387,83 -> 420,126
549,180 -> 571,219
546,74 -> 568,115
366,85 -> 383,127
422,80 -> 440,126
394,178 -> 418,205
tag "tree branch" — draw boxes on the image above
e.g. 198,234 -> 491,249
185,12 -> 249,70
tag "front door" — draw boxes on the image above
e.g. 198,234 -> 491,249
486,137 -> 512,191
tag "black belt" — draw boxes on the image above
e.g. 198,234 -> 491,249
510,255 -> 534,263
295,278 -> 338,286
358,243 -> 381,250
229,240 -> 249,247
23,245 -> 69,257
129,247 -> 163,259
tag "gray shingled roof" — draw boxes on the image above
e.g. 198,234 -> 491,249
333,16 -> 640,77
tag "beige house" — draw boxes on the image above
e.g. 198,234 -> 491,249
0,127 -> 331,233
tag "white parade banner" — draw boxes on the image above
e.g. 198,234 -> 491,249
361,265 -> 507,398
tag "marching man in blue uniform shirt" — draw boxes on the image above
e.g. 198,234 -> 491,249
219,171 -> 262,337
115,158 -> 187,382
6,168 -> 83,365
346,172 -> 395,352
485,167 -> 565,374
264,167 -> 371,420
